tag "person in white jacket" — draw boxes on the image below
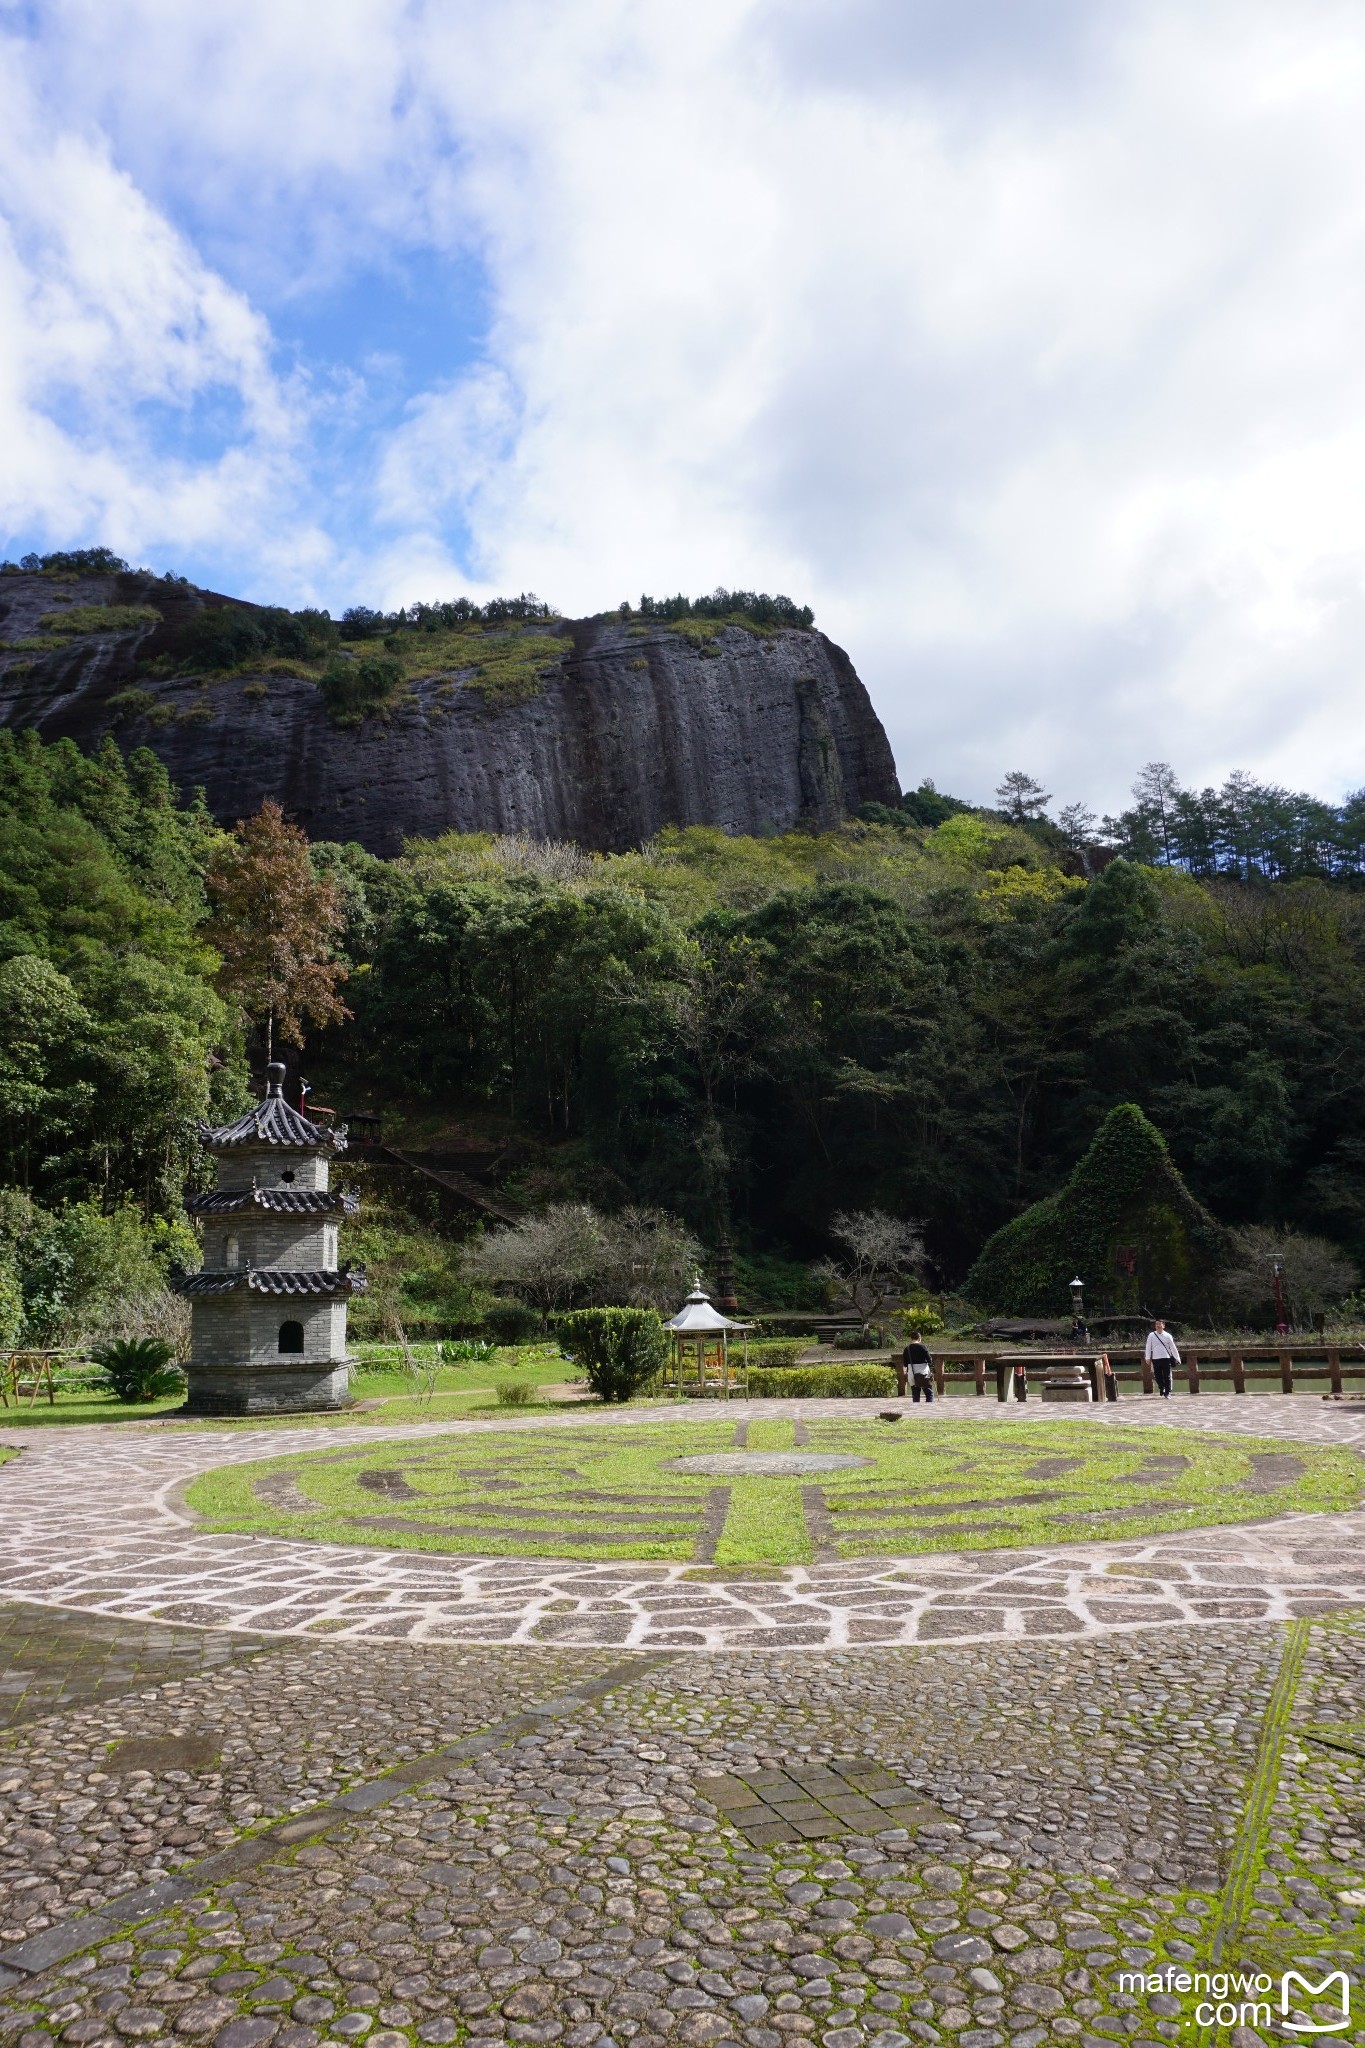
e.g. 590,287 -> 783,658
1144,1319 -> 1180,1398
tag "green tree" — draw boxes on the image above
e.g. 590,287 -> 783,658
0,730 -> 235,1212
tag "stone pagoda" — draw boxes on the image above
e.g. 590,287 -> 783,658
173,1062 -> 365,1414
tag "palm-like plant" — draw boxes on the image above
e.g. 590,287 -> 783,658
91,1336 -> 183,1404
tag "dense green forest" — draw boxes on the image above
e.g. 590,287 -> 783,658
326,811 -> 1365,1271
4,722 -> 1365,1343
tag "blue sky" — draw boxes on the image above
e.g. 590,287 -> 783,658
5,0 -> 1365,812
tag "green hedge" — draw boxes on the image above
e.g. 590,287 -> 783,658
748,1363 -> 896,1398
743,1339 -> 803,1370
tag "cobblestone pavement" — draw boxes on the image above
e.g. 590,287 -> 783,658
0,1400 -> 1362,1652
0,1609 -> 278,1733
0,1613 -> 1359,2048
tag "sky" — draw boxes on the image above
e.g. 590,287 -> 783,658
4,0 -> 1365,815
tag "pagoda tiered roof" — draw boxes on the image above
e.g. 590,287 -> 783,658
171,1265 -> 367,1298
186,1187 -> 359,1216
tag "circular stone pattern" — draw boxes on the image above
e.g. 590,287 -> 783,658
183,1417 -> 1365,1569
665,1451 -> 872,1476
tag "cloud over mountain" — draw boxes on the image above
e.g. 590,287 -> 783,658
5,0 -> 1365,809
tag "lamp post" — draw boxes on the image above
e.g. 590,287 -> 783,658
1068,1275 -> 1090,1350
1042,1274 -> 1095,1401
1271,1257 -> 1289,1337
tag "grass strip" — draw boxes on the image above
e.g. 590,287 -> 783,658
714,1480 -> 810,1566
1211,1618 -> 1311,1965
746,1415 -> 794,1453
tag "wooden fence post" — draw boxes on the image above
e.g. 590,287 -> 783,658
1230,1351 -> 1245,1394
1141,1352 -> 1154,1395
975,1356 -> 987,1397
996,1360 -> 1008,1402
1328,1349 -> 1343,1396
1186,1351 -> 1200,1395
933,1357 -> 945,1396
1279,1350 -> 1293,1393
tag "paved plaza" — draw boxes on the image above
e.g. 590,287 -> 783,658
0,1396 -> 1361,2048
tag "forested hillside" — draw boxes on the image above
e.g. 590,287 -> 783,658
4,726 -> 1365,1343
318,806 -> 1365,1273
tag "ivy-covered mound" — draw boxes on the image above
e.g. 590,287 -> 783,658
965,1103 -> 1230,1317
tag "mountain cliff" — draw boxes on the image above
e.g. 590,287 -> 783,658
0,562 -> 899,853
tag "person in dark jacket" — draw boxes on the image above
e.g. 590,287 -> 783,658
904,1332 -> 934,1403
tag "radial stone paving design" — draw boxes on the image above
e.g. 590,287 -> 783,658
0,1396 -> 1362,1650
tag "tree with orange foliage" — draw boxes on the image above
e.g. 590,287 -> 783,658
205,800 -> 349,1059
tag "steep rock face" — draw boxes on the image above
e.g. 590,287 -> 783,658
0,570 -> 900,852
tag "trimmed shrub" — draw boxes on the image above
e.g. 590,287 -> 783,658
91,1336 -> 183,1403
558,1306 -> 668,1403
743,1339 -> 802,1370
833,1327 -> 889,1349
483,1302 -> 542,1345
748,1363 -> 896,1399
494,1378 -> 534,1406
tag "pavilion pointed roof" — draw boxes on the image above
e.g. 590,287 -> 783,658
667,1277 -> 749,1334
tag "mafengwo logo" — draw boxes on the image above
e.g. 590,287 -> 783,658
1119,1966 -> 1352,2033
1280,1969 -> 1351,2034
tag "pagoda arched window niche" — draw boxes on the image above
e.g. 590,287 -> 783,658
278,1320 -> 305,1354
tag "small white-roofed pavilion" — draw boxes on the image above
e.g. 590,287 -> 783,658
665,1277 -> 753,1398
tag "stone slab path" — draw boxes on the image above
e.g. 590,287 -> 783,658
0,1398 -> 1362,1652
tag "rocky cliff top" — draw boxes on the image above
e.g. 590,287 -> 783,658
0,563 -> 899,853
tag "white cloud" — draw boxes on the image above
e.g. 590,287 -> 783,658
8,0 -> 1365,807
0,41 -> 326,576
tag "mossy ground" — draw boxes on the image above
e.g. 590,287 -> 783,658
398,623 -> 569,703
183,1417 -> 1363,1565
13,603 -> 162,653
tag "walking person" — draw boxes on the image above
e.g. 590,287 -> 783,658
905,1331 -> 935,1403
1099,1351 -> 1119,1402
1145,1319 -> 1180,1398
1012,1359 -> 1028,1403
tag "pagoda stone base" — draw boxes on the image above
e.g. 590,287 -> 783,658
184,1361 -> 354,1416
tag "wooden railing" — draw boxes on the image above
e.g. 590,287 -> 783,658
926,1345 -> 1365,1398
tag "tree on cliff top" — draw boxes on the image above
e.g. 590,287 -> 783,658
965,1103 -> 1230,1318
205,800 -> 349,1058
